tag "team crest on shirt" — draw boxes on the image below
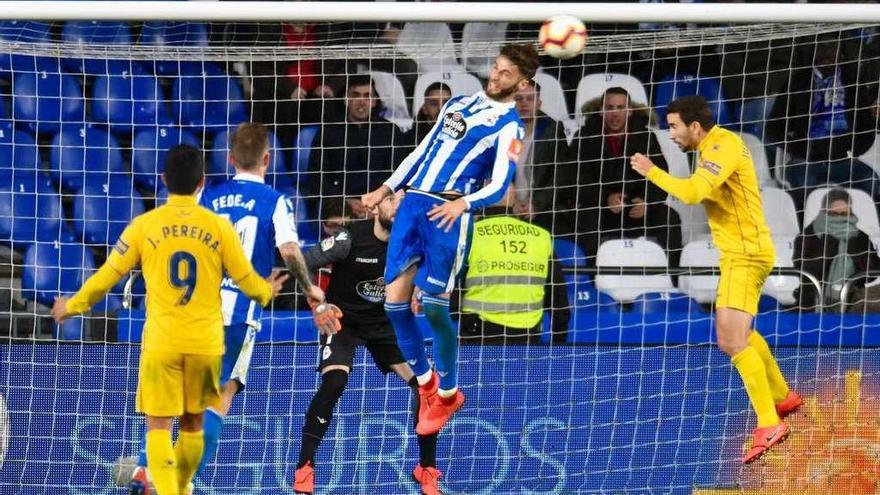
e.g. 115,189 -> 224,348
700,160 -> 722,176
321,236 -> 335,251
441,112 -> 467,140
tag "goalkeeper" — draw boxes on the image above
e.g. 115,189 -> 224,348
51,145 -> 287,495
630,95 -> 803,464
293,191 -> 442,495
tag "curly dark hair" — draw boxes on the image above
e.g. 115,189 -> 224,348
499,43 -> 539,81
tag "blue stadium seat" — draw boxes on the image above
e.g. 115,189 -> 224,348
654,74 -> 732,128
49,126 -> 126,191
553,238 -> 588,269
630,292 -> 704,314
566,274 -> 620,313
61,21 -> 133,75
292,125 -> 319,191
758,294 -> 783,313
131,126 -> 200,190
21,239 -> 95,306
0,121 -> 40,174
172,63 -> 247,134
0,21 -> 54,76
91,65 -> 172,134
72,175 -> 145,246
138,22 -> 209,76
0,170 -> 63,248
209,129 -> 294,193
292,193 -> 319,245
12,70 -> 85,134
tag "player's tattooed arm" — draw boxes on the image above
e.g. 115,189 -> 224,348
279,241 -> 327,304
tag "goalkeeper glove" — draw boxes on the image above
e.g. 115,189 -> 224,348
309,300 -> 343,335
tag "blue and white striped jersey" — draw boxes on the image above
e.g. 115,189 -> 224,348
200,173 -> 299,329
384,91 -> 524,210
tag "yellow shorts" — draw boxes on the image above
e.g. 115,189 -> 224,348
136,350 -> 221,417
715,253 -> 774,316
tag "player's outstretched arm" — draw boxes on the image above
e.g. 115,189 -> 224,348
361,184 -> 393,213
631,152 -> 714,205
279,241 -> 325,305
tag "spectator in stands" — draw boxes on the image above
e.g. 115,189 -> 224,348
320,197 -> 349,238
448,206 -> 569,344
564,86 -> 682,265
410,82 -> 452,144
767,36 -> 880,207
306,74 -> 410,220
794,188 -> 880,312
512,80 -> 575,233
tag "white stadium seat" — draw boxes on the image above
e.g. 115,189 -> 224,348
761,187 -> 799,240
666,196 -> 711,244
763,238 -> 798,306
412,71 -> 483,118
532,72 -> 579,140
804,187 -> 880,238
460,22 -> 507,78
652,128 -> 691,178
859,134 -> 880,175
595,239 -> 674,302
366,71 -> 412,131
741,132 -> 775,187
575,73 -> 649,125
396,22 -> 463,74
678,240 -> 720,304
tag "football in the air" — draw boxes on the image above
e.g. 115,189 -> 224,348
539,15 -> 588,59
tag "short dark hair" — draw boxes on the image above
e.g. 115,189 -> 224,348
666,95 -> 715,130
347,74 -> 375,94
604,86 -> 630,101
164,144 -> 204,195
499,43 -> 539,81
425,82 -> 452,97
230,122 -> 269,170
825,188 -> 850,207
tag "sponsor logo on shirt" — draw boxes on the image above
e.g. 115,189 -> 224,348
356,277 -> 386,303
441,111 -> 467,140
508,138 -> 523,162
355,257 -> 378,264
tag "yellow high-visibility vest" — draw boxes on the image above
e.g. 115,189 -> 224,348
462,216 -> 551,328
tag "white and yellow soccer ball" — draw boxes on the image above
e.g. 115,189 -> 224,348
539,15 -> 588,59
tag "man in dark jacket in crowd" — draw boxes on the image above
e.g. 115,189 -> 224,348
562,86 -> 682,266
794,188 -> 880,311
306,74 -> 411,219
409,82 -> 452,145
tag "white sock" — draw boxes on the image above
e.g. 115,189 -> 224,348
416,370 -> 433,386
437,387 -> 457,398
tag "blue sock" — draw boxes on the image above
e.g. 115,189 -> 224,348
384,302 -> 430,376
198,408 -> 225,474
137,433 -> 147,467
422,296 -> 458,391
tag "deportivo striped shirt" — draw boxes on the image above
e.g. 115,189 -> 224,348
384,91 -> 525,210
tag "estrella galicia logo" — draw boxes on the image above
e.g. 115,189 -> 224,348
441,112 -> 467,140
356,277 -> 386,303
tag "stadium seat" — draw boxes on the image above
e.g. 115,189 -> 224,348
12,70 -> 85,135
859,134 -> 880,176
0,21 -> 54,76
172,62 -> 248,134
91,65 -> 173,134
292,193 -> 319,245
0,170 -> 63,248
761,187 -> 799,241
652,128 -> 691,178
21,239 -> 95,307
460,22 -> 507,78
803,187 -> 880,238
757,294 -> 783,314
532,72 -> 579,138
666,196 -> 710,244
366,71 -> 412,131
49,126 -> 126,191
553,238 -> 588,269
653,74 -> 732,129
0,122 -> 40,174
209,129 -> 294,194
741,132 -> 775,187
595,239 -> 674,302
131,126 -> 201,191
397,22 -> 463,74
575,73 -> 649,125
60,21 -> 133,75
630,291 -> 704,314
412,71 -> 483,117
677,240 -> 720,304
565,274 -> 620,313
292,125 -> 319,191
72,175 -> 145,246
138,21 -> 209,76
762,237 -> 798,306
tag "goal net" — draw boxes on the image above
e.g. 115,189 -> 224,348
0,10 -> 879,495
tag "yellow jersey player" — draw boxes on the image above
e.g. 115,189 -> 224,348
630,95 -> 803,464
51,145 -> 287,495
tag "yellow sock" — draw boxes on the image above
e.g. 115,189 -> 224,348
173,430 -> 204,494
146,429 -> 179,495
732,346 -> 779,428
748,330 -> 790,403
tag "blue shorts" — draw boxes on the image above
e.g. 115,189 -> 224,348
385,190 -> 473,295
220,323 -> 255,392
